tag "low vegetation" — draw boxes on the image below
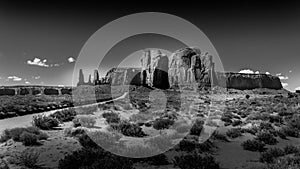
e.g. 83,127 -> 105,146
32,114 -> 60,130
0,126 -> 48,146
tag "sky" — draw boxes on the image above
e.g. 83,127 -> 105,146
0,1 -> 299,91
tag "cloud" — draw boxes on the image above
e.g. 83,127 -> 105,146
295,87 -> 300,91
289,70 -> 293,73
281,83 -> 288,88
276,73 -> 289,80
7,76 -> 22,81
67,57 -> 76,63
25,81 -> 30,84
33,76 -> 40,79
239,69 -> 255,74
265,72 -> 270,75
27,57 -> 49,67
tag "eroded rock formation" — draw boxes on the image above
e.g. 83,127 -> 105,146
168,47 -> 217,89
216,72 -> 283,90
106,67 -> 141,86
141,49 -> 169,89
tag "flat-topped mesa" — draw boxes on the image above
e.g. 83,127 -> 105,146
216,72 -> 283,90
168,47 -> 217,88
141,49 -> 169,89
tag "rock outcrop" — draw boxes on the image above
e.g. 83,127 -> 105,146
99,47 -> 283,91
168,47 -> 217,88
106,67 -> 141,86
141,49 -> 169,89
216,72 -> 283,90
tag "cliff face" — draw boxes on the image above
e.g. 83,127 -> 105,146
141,49 -> 169,89
103,47 -> 283,91
216,72 -> 283,90
106,67 -> 141,86
168,47 -> 217,88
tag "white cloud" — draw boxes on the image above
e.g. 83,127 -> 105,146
289,70 -> 293,73
25,81 -> 30,84
7,76 -> 22,81
27,57 -> 49,67
33,76 -> 40,79
239,69 -> 255,74
276,73 -> 289,80
265,72 -> 270,75
67,57 -> 76,63
295,87 -> 300,91
255,71 -> 260,74
281,82 -> 289,88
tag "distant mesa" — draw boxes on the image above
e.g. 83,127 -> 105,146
77,47 -> 283,91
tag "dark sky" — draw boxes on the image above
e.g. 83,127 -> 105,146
0,1 -> 299,91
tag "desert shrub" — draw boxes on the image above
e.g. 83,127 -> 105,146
232,120 -> 242,127
20,132 -> 38,146
211,131 -> 229,142
260,122 -> 274,131
0,159 -> 9,169
287,115 -> 300,130
190,119 -> 204,136
32,114 -> 59,130
226,128 -> 243,138
260,147 -> 285,163
264,156 -> 300,169
280,126 -> 300,138
58,147 -> 134,169
241,126 -> 259,135
241,139 -> 266,152
102,111 -> 120,124
110,121 -> 147,137
256,132 -> 278,145
76,115 -> 96,128
0,126 -> 48,144
153,118 -> 174,130
275,129 -> 287,139
72,118 -> 81,127
283,145 -> 300,155
13,148 -> 43,169
173,152 -> 220,169
49,108 -> 76,122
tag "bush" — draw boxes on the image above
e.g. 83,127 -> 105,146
260,122 -> 274,131
76,115 -> 96,128
226,128 -> 243,139
50,108 -> 76,122
0,159 -> 9,169
283,145 -> 300,155
256,132 -> 278,145
211,131 -> 229,142
280,126 -> 299,138
32,114 -> 59,130
264,156 -> 300,169
72,118 -> 81,127
190,119 -> 204,136
102,112 -> 120,124
110,121 -> 147,137
0,127 -> 48,144
241,139 -> 266,152
20,132 -> 39,146
58,147 -> 134,169
153,118 -> 174,130
13,148 -> 43,169
173,152 -> 220,169
232,120 -> 242,127
260,147 -> 285,163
